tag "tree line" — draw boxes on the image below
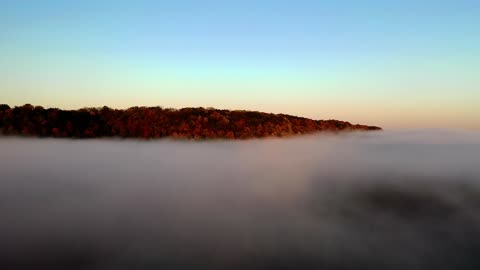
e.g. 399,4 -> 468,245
0,104 -> 381,139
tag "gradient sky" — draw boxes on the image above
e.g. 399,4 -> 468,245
1,0 -> 479,129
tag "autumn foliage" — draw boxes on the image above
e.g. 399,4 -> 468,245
0,104 -> 381,139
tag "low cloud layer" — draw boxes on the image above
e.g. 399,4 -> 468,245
1,130 -> 480,270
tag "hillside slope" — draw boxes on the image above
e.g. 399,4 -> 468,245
0,104 -> 381,139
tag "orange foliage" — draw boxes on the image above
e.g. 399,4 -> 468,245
0,104 -> 381,139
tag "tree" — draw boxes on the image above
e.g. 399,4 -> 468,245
0,104 -> 10,111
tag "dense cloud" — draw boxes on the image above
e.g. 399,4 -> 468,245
1,130 -> 480,270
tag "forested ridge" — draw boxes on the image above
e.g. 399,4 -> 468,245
0,104 -> 381,139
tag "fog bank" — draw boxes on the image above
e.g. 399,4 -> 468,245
1,130 -> 480,270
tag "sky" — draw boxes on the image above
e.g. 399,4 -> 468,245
0,0 -> 479,129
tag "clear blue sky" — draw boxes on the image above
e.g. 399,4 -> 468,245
1,0 -> 479,129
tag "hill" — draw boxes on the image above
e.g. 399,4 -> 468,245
0,104 -> 381,139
